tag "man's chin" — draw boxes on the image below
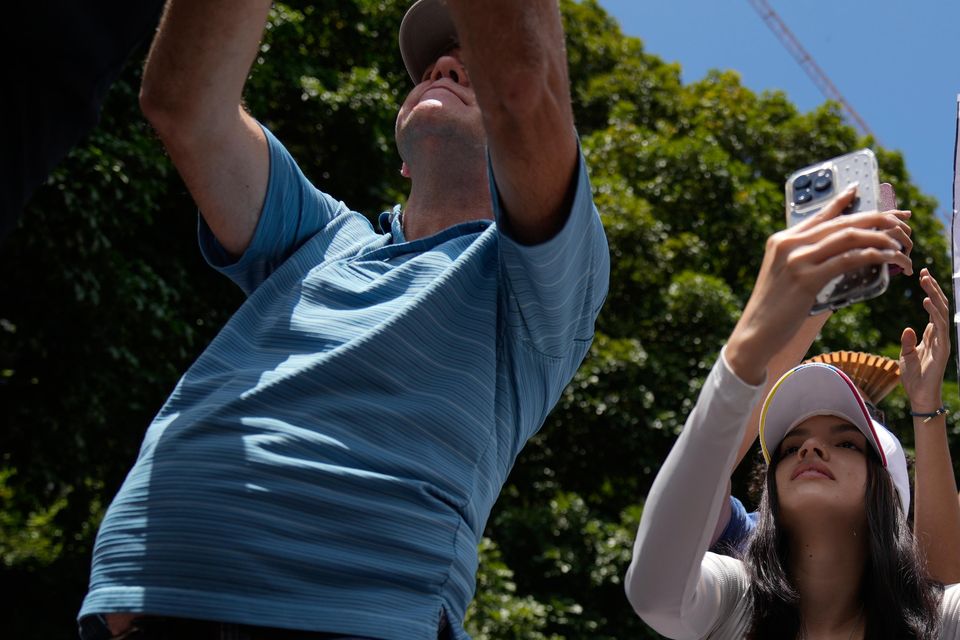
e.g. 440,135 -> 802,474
419,84 -> 467,105
399,111 -> 482,146
416,98 -> 445,111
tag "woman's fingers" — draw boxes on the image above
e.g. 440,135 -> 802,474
921,279 -> 948,321
748,196 -> 915,333
923,294 -> 948,333
910,270 -> 952,374
921,317 -> 936,346
797,207 -> 906,235
922,302 -> 949,363
879,210 -> 912,276
901,326 -> 918,355
870,224 -> 914,276
885,224 -> 914,256
790,184 -> 859,232
780,206 -> 915,279
790,226 -> 906,269
921,269 -> 950,312
797,246 -> 905,293
884,209 -> 913,236
919,271 -> 950,341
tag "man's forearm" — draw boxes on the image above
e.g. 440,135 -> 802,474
445,0 -> 578,244
140,0 -> 272,131
444,0 -> 570,108
139,0 -> 273,257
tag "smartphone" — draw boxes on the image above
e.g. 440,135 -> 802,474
785,149 -> 887,314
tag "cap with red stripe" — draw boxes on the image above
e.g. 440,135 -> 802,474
758,362 -> 909,514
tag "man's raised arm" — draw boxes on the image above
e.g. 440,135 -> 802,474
445,0 -> 578,245
139,0 -> 272,256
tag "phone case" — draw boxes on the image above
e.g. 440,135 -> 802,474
784,149 -> 887,314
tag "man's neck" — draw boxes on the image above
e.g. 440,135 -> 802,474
401,158 -> 493,241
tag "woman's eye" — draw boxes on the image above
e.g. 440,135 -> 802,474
782,445 -> 800,456
838,441 -> 861,451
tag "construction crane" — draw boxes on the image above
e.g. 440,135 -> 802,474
746,0 -> 877,141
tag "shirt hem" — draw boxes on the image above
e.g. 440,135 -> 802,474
80,587 -> 444,640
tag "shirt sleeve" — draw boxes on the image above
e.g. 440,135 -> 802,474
198,123 -> 351,296
493,142 -> 610,360
712,496 -> 758,556
490,143 -> 610,449
625,349 -> 765,639
942,584 -> 960,636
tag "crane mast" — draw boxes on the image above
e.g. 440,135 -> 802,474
746,0 -> 876,140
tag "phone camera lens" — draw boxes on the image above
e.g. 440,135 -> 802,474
793,175 -> 812,189
796,191 -> 813,204
814,175 -> 832,191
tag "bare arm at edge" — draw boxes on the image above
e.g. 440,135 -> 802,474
913,411 -> 960,584
903,269 -> 960,584
445,0 -> 578,245
139,0 -> 272,257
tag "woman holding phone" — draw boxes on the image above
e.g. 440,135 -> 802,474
625,186 -> 960,639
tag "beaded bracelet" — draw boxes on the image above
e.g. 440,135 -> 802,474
909,407 -> 950,423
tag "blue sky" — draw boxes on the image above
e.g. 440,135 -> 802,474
598,0 -> 960,224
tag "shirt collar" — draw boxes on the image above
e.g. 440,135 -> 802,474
378,205 -> 493,246
378,205 -> 406,243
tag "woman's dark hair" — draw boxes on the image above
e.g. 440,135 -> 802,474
745,445 -> 943,639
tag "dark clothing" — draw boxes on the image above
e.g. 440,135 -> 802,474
2,0 -> 163,240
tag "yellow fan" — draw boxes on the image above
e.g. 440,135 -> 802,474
803,351 -> 900,405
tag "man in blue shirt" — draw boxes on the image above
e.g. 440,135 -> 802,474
78,1 -> 609,639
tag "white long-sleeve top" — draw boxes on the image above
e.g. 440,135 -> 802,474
624,351 -> 960,639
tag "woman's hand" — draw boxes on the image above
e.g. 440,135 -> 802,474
900,269 -> 951,412
725,185 -> 913,385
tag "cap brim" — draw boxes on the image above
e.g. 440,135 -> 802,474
399,0 -> 458,83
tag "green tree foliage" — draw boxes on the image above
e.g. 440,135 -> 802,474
0,1 -> 954,637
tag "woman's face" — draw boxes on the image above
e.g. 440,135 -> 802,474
774,415 -> 869,526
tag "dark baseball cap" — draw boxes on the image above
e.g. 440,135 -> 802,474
399,0 -> 458,83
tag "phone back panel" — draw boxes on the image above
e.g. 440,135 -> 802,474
786,149 -> 880,226
784,149 -> 886,313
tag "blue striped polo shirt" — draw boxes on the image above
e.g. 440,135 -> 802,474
81,125 -> 609,639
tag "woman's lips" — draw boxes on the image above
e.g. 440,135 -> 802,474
791,463 -> 835,480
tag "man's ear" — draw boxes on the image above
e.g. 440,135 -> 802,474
400,161 -> 411,179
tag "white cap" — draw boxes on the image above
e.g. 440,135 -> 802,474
759,362 -> 910,514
